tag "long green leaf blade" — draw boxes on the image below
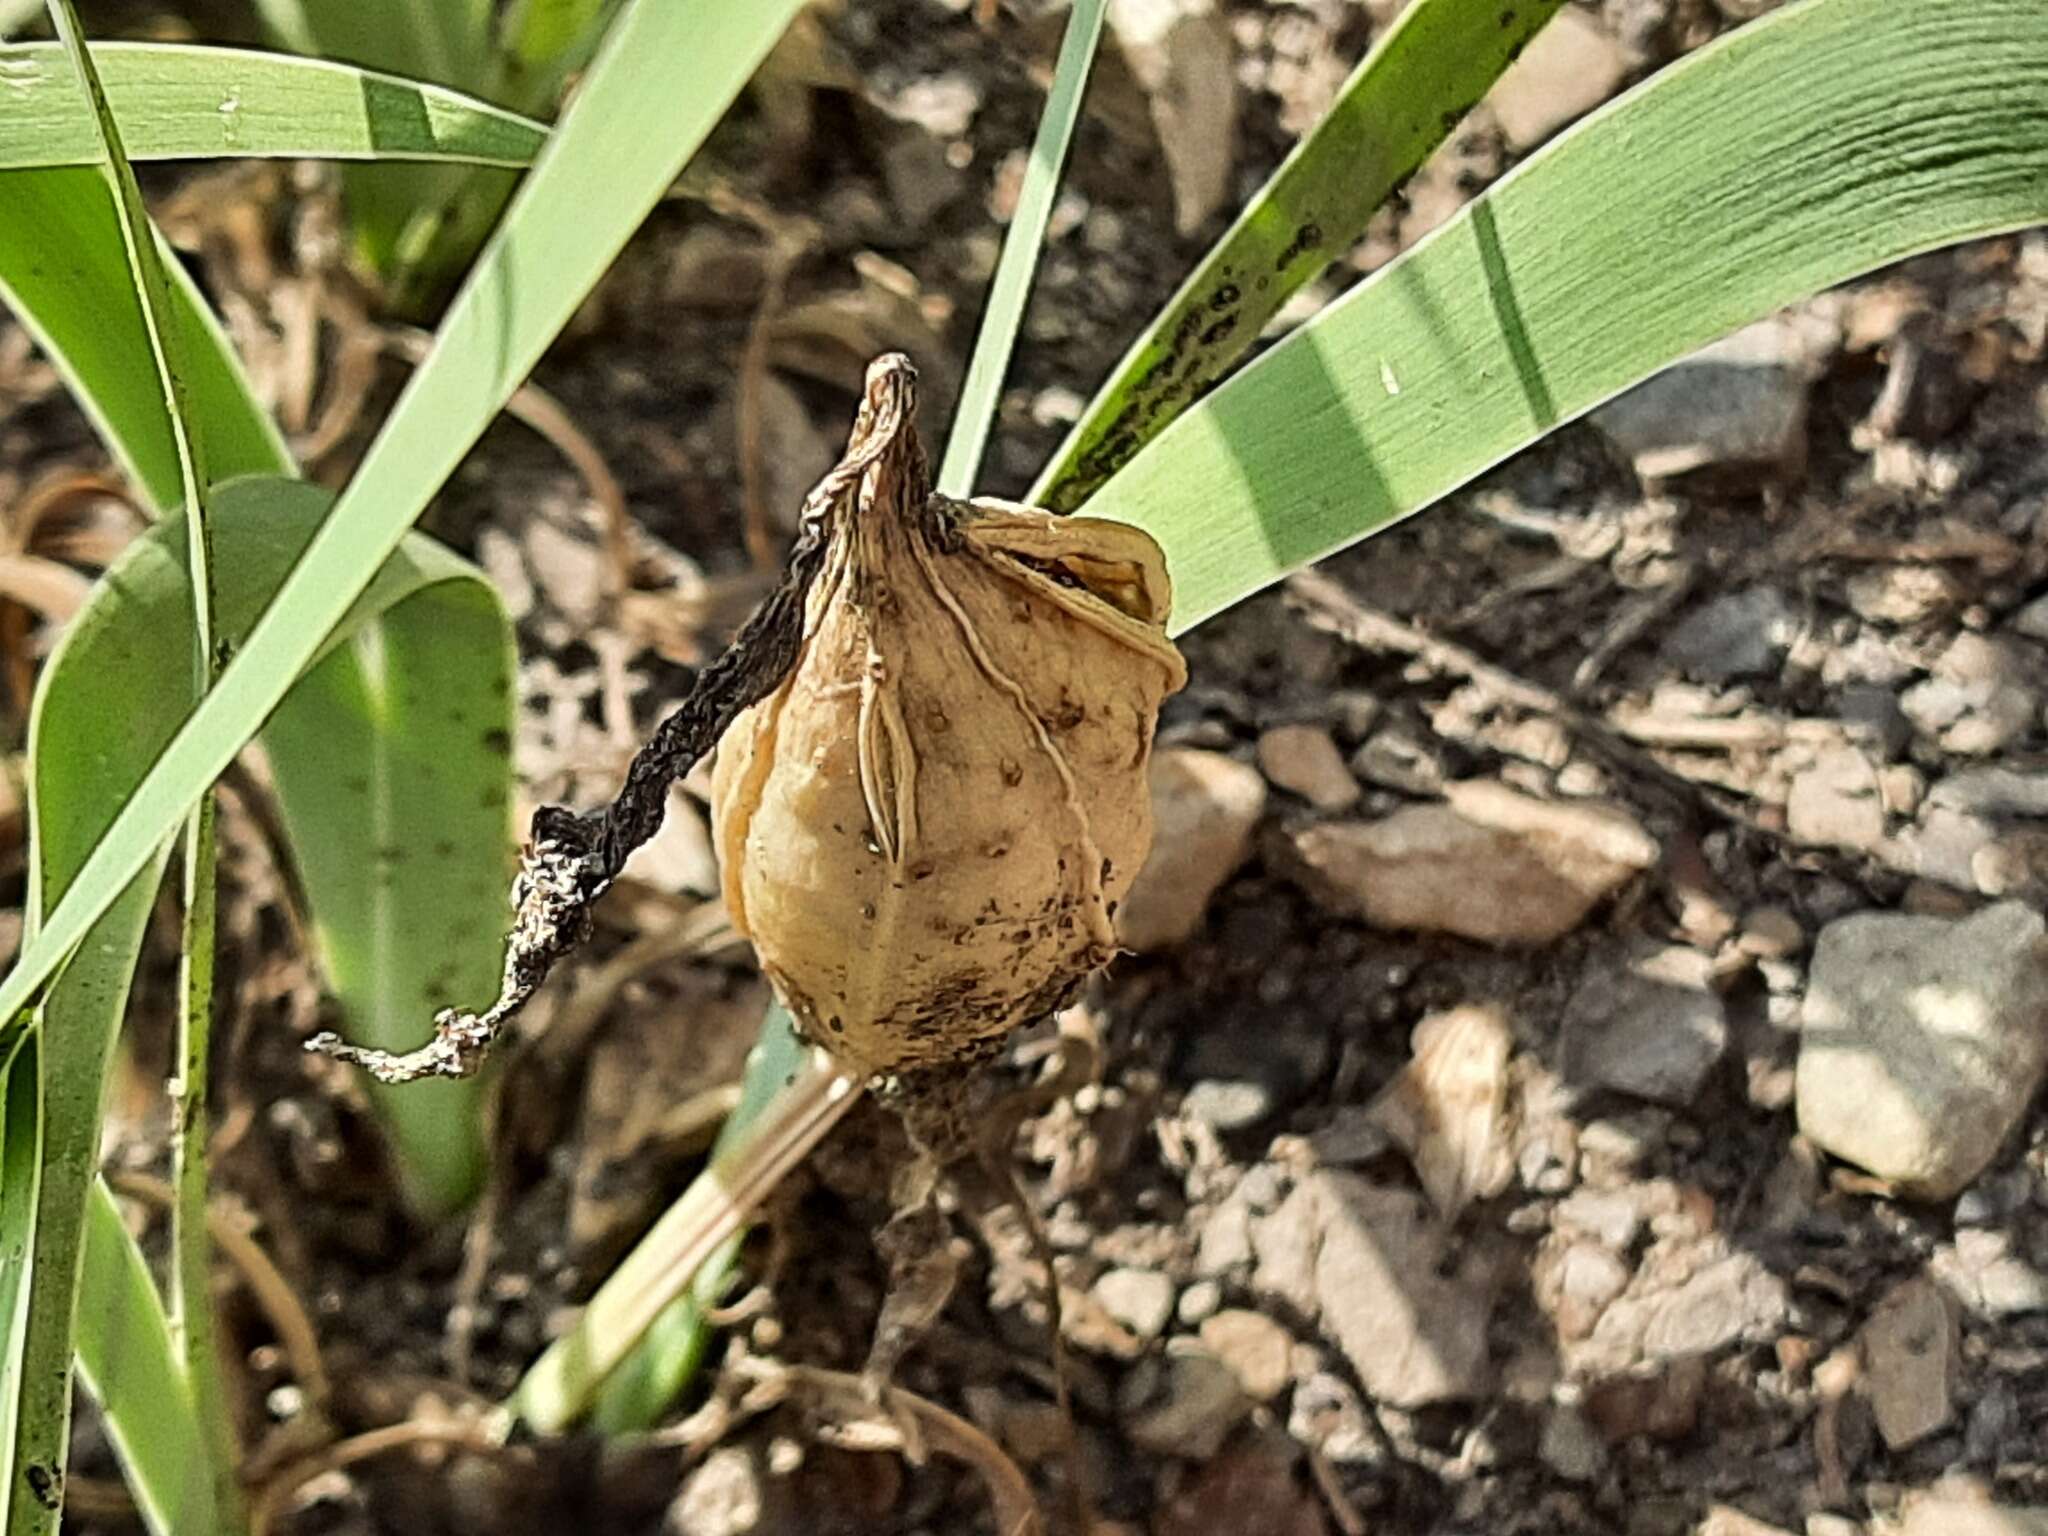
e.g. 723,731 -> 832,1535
1033,0 -> 1569,511
937,0 -> 1106,496
1083,0 -> 2048,630
75,1182 -> 213,1536
7,7 -> 224,1526
0,42 -> 548,169
0,0 -> 805,1066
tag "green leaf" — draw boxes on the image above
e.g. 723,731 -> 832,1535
0,43 -> 548,169
2,479 -> 507,1529
0,0 -> 808,1094
0,166 -> 291,503
249,0 -> 506,303
261,513 -> 514,1216
500,0 -> 615,108
0,158 -> 508,1213
32,7 -> 242,1528
1033,0 -> 1570,511
75,1182 -> 214,1536
1082,0 -> 2048,631
6,7 -> 219,1526
937,0 -> 1106,497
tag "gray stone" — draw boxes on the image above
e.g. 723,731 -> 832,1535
1898,1496 -> 2048,1536
1593,319 -> 1815,480
1562,944 -> 1728,1106
1796,902 -> 2048,1198
1697,1514 -> 1795,1536
1539,1404 -> 1609,1482
1311,1174 -> 1494,1406
1287,781 -> 1656,945
1908,802 -> 1999,889
1176,1279 -> 1223,1327
1119,748 -> 1267,951
1181,1078 -> 1277,1133
1661,587 -> 1796,683
1093,1267 -> 1176,1341
1249,1184 -> 1319,1315
1587,1246 -> 1789,1369
1846,564 -> 1967,626
1931,1228 -> 2048,1318
1839,683 -> 1912,758
2012,591 -> 2048,641
1928,767 -> 2048,818
1288,1369 -> 1376,1464
668,1447 -> 765,1536
1123,1347 -> 1251,1460
1787,748 -> 1886,851
1555,1188 -> 1646,1251
1196,1196 -> 1254,1276
1197,1309 -> 1294,1402
1641,1254 -> 1789,1358
1857,1274 -> 1959,1450
1350,727 -> 1447,796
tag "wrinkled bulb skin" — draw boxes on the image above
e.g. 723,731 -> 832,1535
712,355 -> 1187,1089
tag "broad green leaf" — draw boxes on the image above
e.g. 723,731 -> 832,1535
75,1182 -> 212,1536
1033,0 -> 1570,511
0,0 -> 807,1088
0,159 -> 507,1200
0,43 -> 548,169
937,0 -> 1106,496
4,476 -> 505,1532
262,509 -> 514,1215
1082,0 -> 2048,630
8,10 -> 215,1528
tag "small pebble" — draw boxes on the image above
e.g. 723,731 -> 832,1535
1197,1308 -> 1294,1402
1738,906 -> 1806,958
1092,1267 -> 1176,1342
1176,1279 -> 1223,1327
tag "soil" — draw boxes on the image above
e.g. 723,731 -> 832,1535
5,1 -> 2048,1534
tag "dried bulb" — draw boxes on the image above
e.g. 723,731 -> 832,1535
711,356 -> 1186,1080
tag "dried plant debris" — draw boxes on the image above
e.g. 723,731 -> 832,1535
310,354 -> 1185,1091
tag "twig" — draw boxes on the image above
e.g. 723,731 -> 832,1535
249,1420 -> 509,1536
1284,569 -> 1740,825
307,356 -> 927,1083
778,1363 -> 1044,1536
